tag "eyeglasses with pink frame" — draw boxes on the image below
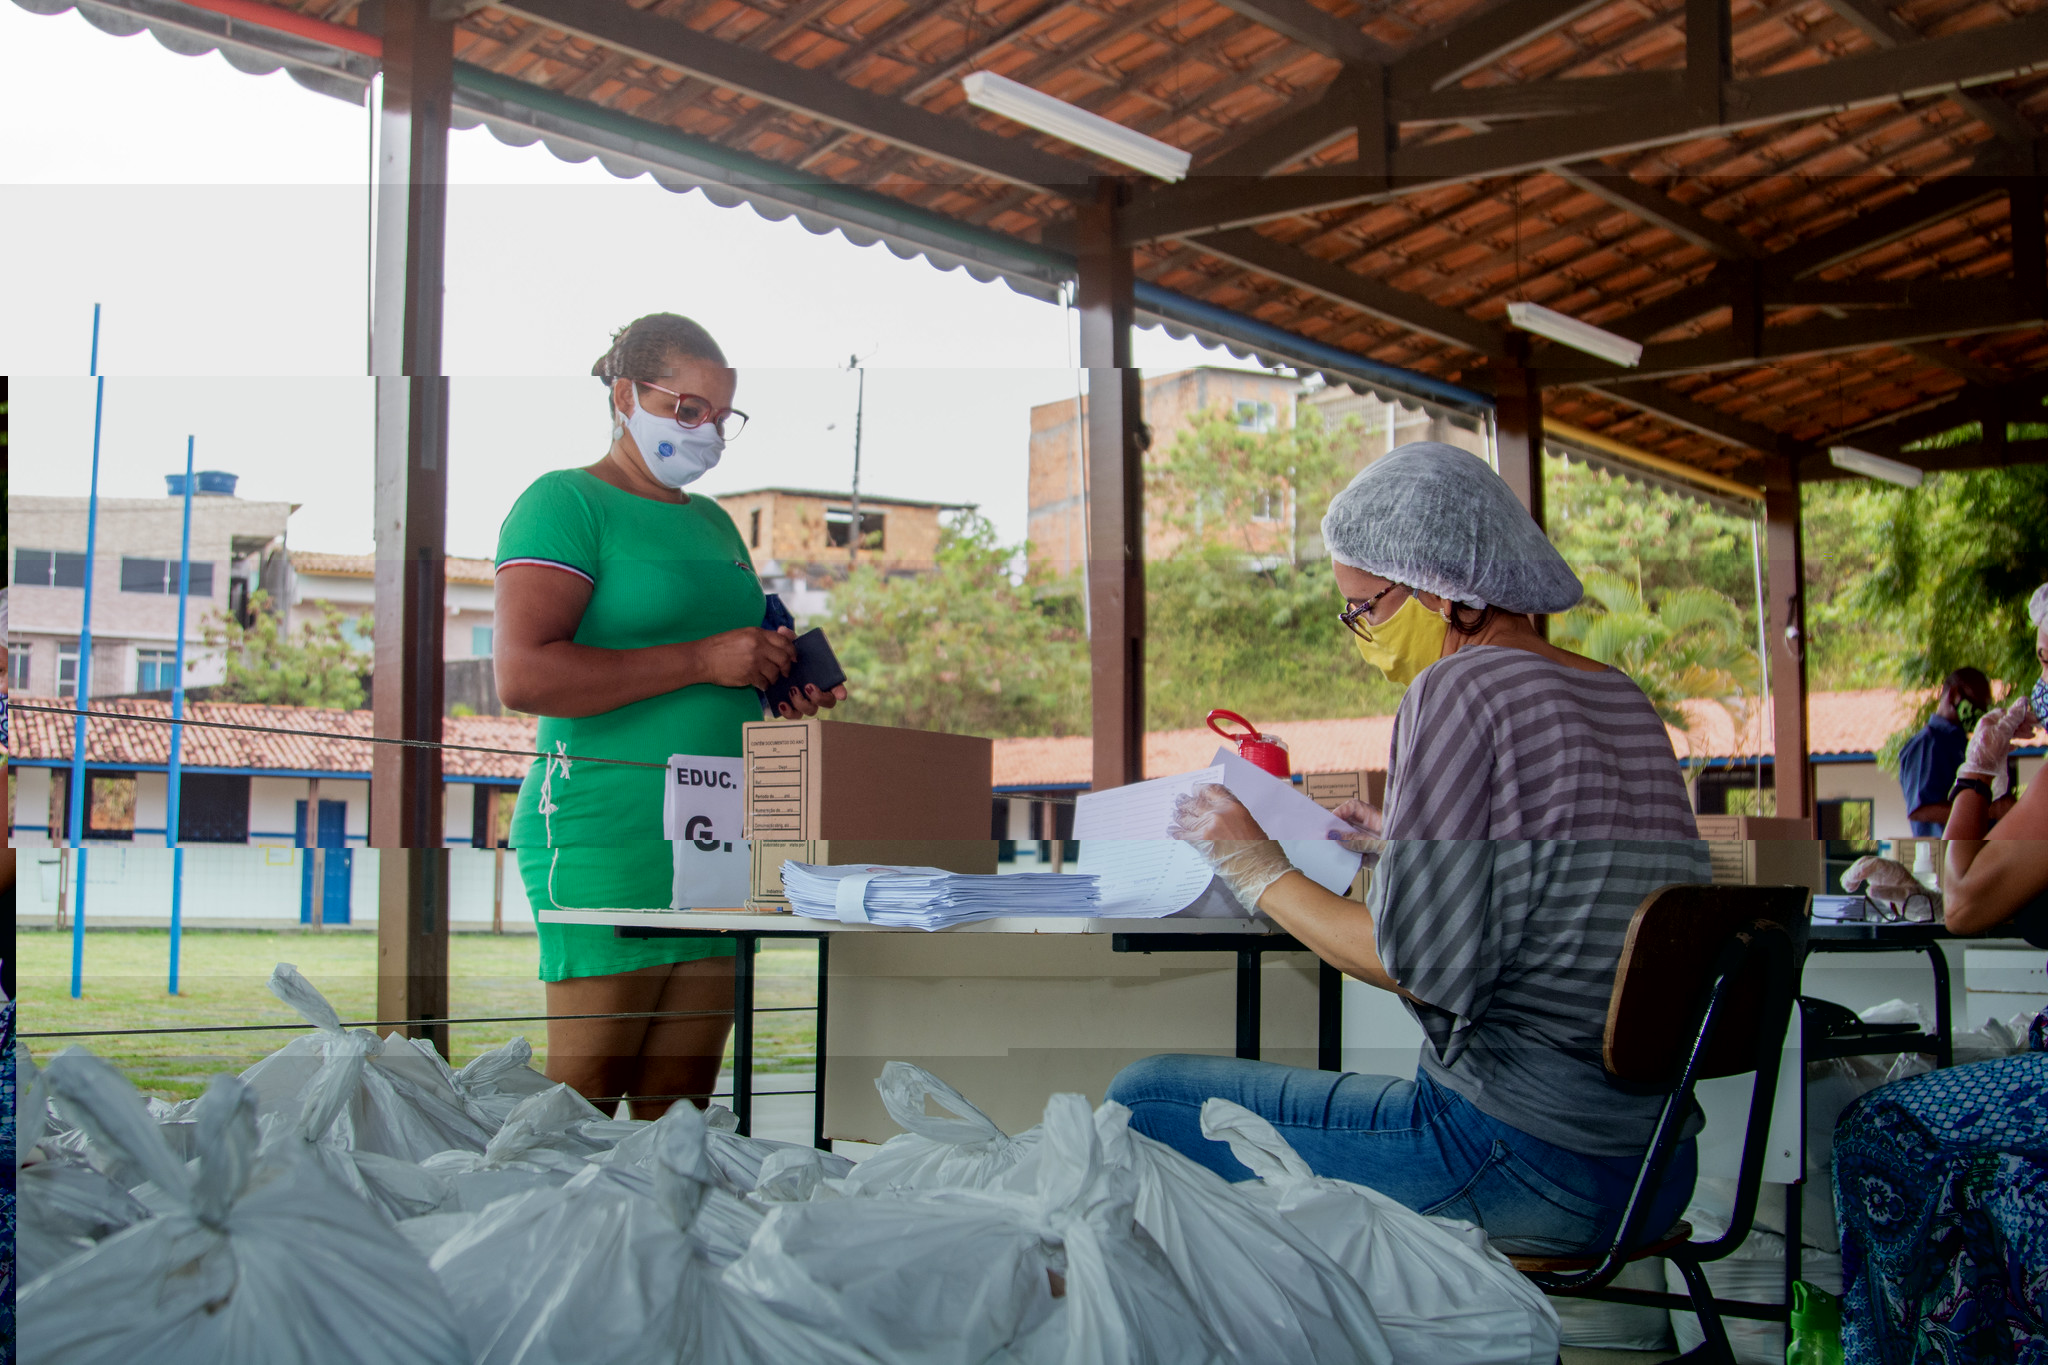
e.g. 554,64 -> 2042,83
634,380 -> 750,441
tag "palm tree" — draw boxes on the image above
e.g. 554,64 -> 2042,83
1550,570 -> 1751,729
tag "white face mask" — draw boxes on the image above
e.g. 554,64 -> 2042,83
618,389 -> 724,489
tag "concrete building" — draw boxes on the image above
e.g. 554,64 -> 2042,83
8,479 -> 292,699
285,550 -> 500,662
1025,367 -> 1489,578
714,487 -> 972,577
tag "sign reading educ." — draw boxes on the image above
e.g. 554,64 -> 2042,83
665,755 -> 749,909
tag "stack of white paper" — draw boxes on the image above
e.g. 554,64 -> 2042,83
780,862 -> 1102,929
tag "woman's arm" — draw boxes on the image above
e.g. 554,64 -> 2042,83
494,564 -> 798,719
1944,777 -> 2048,935
1251,871 -> 1412,997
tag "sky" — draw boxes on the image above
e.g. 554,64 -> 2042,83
1,2 -> 1271,559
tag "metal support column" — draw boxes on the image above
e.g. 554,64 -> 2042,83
1236,949 -> 1261,1059
813,934 -> 831,1150
371,0 -> 455,1057
1077,176 -> 1146,791
1493,348 -> 1548,635
1764,484 -> 1812,827
1318,961 -> 1343,1071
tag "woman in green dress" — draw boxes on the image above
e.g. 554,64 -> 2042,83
493,313 -> 845,1119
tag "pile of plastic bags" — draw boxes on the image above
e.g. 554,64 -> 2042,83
17,963 -> 1561,1365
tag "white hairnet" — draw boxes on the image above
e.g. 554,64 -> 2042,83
1319,442 -> 1583,615
2031,582 -> 2048,630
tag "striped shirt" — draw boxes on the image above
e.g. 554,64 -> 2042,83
1368,647 -> 1709,1157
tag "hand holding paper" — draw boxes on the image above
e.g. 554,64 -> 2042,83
1167,785 -> 1297,913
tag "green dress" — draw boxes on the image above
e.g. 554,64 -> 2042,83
498,468 -> 760,981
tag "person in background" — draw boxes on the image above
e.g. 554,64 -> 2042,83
494,313 -> 846,1120
1896,667 -> 1994,834
1111,443 -> 1708,1259
1831,582 -> 2048,1365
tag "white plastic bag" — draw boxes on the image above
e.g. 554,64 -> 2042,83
256,1028 -> 451,1224
15,1044 -> 153,1282
238,964 -> 493,1160
447,1035 -> 560,1130
697,1102 -> 855,1193
751,1145 -> 847,1203
428,1099 -> 878,1365
730,1092 -> 1227,1365
1550,1258 -> 1673,1351
422,1083 -> 616,1211
1201,1098 -> 1559,1365
583,1103 -> 768,1264
20,1050 -> 467,1365
837,1061 -> 1041,1195
1083,1101 -> 1393,1365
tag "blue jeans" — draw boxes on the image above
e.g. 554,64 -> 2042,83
1107,1054 -> 1697,1256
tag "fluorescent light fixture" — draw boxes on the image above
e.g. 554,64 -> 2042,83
1828,445 -> 1924,488
961,71 -> 1192,182
1505,301 -> 1644,368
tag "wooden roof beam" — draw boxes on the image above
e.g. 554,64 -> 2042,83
1205,0 -> 1397,66
1551,161 -> 1763,260
1127,7 -> 2048,238
1814,0 -> 2038,147
1389,0 -> 1617,98
495,0 -> 1101,192
1580,379 -> 1804,480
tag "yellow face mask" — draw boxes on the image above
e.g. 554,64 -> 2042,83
1351,592 -> 1450,686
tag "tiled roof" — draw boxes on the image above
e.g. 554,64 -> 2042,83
291,551 -> 498,587
7,697 -> 536,780
12,690 -> 2035,789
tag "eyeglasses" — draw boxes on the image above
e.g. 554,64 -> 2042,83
1339,583 -> 1401,641
1845,891 -> 1937,924
635,381 -> 749,441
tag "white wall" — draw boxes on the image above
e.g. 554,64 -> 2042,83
18,844 -> 534,929
1815,759 -> 1915,839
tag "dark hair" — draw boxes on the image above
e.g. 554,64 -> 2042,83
592,313 -> 727,414
1448,603 -> 1499,636
1944,666 -> 1989,696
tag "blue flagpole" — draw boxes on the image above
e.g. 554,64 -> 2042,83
168,435 -> 196,995
70,304 -> 106,1000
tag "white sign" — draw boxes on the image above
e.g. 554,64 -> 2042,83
665,755 -> 749,910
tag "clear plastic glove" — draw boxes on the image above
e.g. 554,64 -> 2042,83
1169,784 -> 1296,914
1326,798 -> 1386,865
1842,855 -> 1940,917
1957,703 -> 2031,794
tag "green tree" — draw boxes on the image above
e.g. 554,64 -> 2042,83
198,589 -> 368,709
1549,569 -> 1751,729
1544,455 -> 1757,607
1148,407 -> 1365,567
825,511 -> 1089,738
1854,463 -> 2048,757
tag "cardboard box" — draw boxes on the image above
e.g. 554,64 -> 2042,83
741,718 -> 997,909
1302,769 -> 1387,812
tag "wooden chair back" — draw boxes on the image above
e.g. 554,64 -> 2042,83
1603,884 -> 1811,1085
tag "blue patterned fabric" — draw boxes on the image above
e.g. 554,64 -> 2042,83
1833,1016 -> 2048,1365
2,998 -> 17,1359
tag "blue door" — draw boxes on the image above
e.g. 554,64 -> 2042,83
297,799 -> 352,924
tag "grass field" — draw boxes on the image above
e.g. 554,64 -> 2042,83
17,928 -> 821,1101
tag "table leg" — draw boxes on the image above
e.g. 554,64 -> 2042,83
1318,961 -> 1342,1071
813,933 -> 830,1151
733,933 -> 756,1136
1236,950 -> 1261,1060
1924,942 -> 1953,1069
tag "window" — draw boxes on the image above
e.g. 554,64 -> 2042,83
749,509 -> 762,549
136,648 -> 179,692
1234,400 -> 1277,433
8,641 -> 29,691
119,557 -> 215,596
1249,487 -> 1286,523
86,772 -> 137,841
825,508 -> 885,550
14,549 -> 89,588
176,774 -> 250,843
471,626 -> 495,658
57,643 -> 80,699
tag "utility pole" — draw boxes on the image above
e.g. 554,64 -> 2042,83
848,353 -> 865,567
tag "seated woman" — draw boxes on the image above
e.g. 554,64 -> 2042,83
1107,442 -> 1710,1257
1831,586 -> 2048,1365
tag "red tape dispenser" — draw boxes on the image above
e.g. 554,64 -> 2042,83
1207,709 -> 1291,780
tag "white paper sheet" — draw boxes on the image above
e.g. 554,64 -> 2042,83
1206,747 -> 1364,898
1088,841 -> 1223,918
1072,766 -> 1225,839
